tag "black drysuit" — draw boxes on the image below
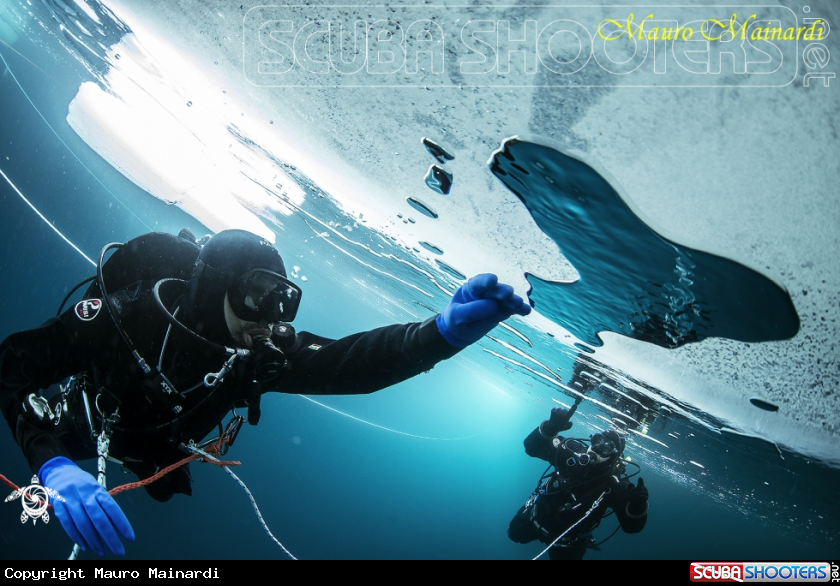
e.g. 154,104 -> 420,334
0,237 -> 459,501
508,426 -> 647,560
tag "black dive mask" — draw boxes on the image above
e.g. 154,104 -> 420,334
229,269 -> 302,324
559,438 -> 607,468
590,432 -> 618,458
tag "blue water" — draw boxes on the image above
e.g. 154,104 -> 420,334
0,0 -> 837,560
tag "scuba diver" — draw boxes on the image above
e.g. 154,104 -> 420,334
508,405 -> 649,560
0,228 -> 531,557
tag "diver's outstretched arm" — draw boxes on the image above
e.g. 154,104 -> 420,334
269,317 -> 459,395
268,273 -> 530,396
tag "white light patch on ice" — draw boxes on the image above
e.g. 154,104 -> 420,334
74,20 -> 91,36
66,28 -> 307,241
626,428 -> 669,449
72,0 -> 102,25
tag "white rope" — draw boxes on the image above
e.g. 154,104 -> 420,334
0,166 -> 95,266
67,432 -> 110,560
187,445 -> 297,560
68,542 -> 82,561
298,395 -> 482,441
532,490 -> 608,560
96,435 -> 110,489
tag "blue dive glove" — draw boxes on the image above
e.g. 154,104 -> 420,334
436,273 -> 532,348
39,457 -> 135,556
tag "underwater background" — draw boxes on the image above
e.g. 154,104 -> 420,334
0,0 -> 838,560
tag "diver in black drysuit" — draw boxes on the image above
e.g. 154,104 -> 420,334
0,229 -> 531,556
508,407 -> 649,560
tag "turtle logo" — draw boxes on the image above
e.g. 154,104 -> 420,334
5,475 -> 64,525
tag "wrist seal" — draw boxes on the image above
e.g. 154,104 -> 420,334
538,420 -> 556,439
625,500 -> 649,519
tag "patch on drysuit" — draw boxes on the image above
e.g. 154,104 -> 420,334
74,299 -> 102,321
307,344 -> 322,351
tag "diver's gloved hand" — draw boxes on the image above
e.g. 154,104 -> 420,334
436,273 -> 531,348
39,457 -> 135,556
627,478 -> 649,515
540,406 -> 574,437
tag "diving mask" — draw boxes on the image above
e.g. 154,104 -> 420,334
229,269 -> 302,324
